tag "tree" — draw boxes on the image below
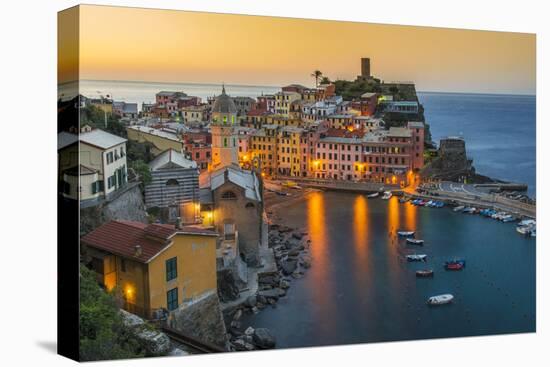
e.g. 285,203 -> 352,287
79,266 -> 144,361
310,70 -> 323,87
130,159 -> 152,185
320,76 -> 331,85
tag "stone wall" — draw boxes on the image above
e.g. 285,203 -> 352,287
168,292 -> 228,349
80,183 -> 148,236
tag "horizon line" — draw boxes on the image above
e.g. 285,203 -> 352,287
60,78 -> 536,97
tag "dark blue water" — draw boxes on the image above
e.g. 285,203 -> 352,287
418,92 -> 536,197
244,192 -> 535,348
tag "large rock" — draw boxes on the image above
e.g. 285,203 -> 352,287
252,328 -> 276,349
280,259 -> 298,275
119,310 -> 171,356
168,292 -> 228,349
244,296 -> 257,308
217,268 -> 240,302
258,288 -> 285,300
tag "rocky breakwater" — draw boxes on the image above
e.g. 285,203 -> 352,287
225,224 -> 312,351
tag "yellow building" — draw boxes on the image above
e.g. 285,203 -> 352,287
277,126 -> 304,177
274,91 -> 300,117
248,124 -> 279,176
126,125 -> 184,156
81,220 -> 218,319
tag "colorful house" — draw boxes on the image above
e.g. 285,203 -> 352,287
81,220 -> 218,319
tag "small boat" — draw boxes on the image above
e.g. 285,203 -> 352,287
453,205 -> 465,212
407,254 -> 427,262
381,191 -> 392,200
366,192 -> 379,198
427,294 -> 454,305
416,269 -> 434,277
463,207 -> 476,214
516,224 -> 535,236
445,262 -> 464,271
501,215 -> 517,223
445,259 -> 466,267
399,197 -> 408,203
518,219 -> 536,227
406,238 -> 424,245
397,231 -> 415,237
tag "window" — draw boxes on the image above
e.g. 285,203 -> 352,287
166,179 -> 179,186
167,288 -> 178,311
121,259 -> 126,272
166,257 -> 177,281
221,191 -> 237,200
245,202 -> 255,208
106,152 -> 114,164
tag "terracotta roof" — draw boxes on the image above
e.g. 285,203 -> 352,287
326,128 -> 365,138
81,220 -> 217,263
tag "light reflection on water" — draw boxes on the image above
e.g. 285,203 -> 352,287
243,191 -> 535,348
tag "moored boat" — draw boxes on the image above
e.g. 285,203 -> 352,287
444,262 -> 464,271
406,238 -> 424,245
427,294 -> 454,305
397,231 -> 415,237
407,254 -> 427,262
381,191 -> 392,200
445,259 -> 466,267
416,269 -> 434,277
453,205 -> 465,212
366,192 -> 379,198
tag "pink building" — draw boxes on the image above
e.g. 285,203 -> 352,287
308,124 -> 424,186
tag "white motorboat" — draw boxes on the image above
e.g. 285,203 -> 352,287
406,254 -> 427,262
453,205 -> 465,212
366,192 -> 379,198
427,294 -> 454,305
381,191 -> 392,200
518,219 -> 536,227
406,238 -> 424,245
397,231 -> 415,237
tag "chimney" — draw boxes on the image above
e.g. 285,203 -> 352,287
134,245 -> 142,257
176,217 -> 182,230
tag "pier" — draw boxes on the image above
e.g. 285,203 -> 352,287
269,177 -> 399,193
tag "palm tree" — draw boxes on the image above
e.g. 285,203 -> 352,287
311,70 -> 323,87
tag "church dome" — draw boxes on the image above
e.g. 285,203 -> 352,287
212,85 -> 237,114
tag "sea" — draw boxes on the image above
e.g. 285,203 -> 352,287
241,192 -> 536,348
60,80 -> 536,196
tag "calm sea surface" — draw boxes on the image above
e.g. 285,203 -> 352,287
243,192 -> 535,347
418,92 -> 536,196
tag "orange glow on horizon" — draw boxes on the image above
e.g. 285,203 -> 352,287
66,5 -> 536,94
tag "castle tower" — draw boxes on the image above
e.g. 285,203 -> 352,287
210,85 -> 239,169
361,58 -> 371,78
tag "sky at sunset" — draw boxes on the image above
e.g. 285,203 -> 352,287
59,5 -> 536,94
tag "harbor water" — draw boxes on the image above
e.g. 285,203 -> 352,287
243,192 -> 535,348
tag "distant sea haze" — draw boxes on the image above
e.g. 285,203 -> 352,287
60,80 -> 536,197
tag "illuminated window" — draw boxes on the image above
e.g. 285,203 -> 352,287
166,257 -> 177,281
167,288 -> 178,311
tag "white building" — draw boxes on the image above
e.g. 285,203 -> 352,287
62,129 -> 128,204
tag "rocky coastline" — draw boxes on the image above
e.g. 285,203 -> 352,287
224,198 -> 312,352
